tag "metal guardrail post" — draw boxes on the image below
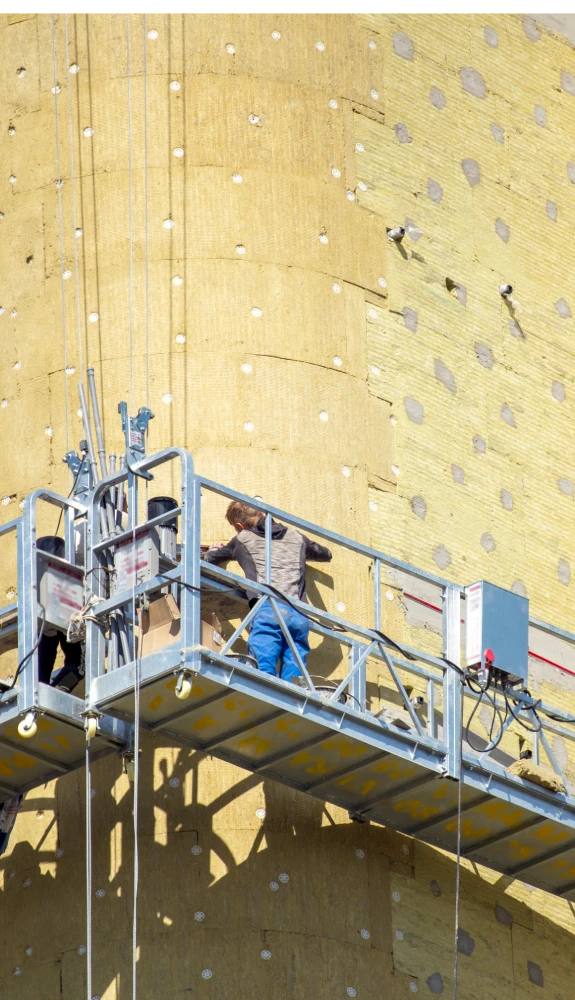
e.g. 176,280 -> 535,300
180,461 -> 201,666
17,508 -> 37,708
349,643 -> 366,712
443,584 -> 462,779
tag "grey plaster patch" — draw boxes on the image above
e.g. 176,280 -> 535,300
433,545 -> 451,570
457,928 -> 476,956
546,200 -> 558,222
558,558 -> 571,586
454,284 -> 467,306
501,403 -> 516,427
534,105 -> 547,126
475,343 -> 494,369
434,358 -> 456,393
508,318 -> 525,339
461,158 -> 481,187
460,67 -> 486,99
527,962 -> 544,988
403,307 -> 418,333
430,880 -> 441,897
405,218 -> 422,241
558,477 -> 574,496
473,435 -> 486,454
411,496 -> 427,519
481,532 -> 496,552
495,904 -> 513,926
479,705 -> 494,733
500,489 -> 513,510
495,218 -> 510,242
553,734 -> 569,772
484,26 -> 498,47
561,71 -> 575,96
426,972 -> 444,994
490,122 -> 505,144
451,464 -> 465,484
555,298 -> 572,318
394,123 -> 412,143
511,580 -> 527,598
552,380 -> 566,402
404,397 -> 424,424
429,86 -> 446,110
568,162 -> 575,183
523,16 -> 541,41
393,31 -> 414,60
427,178 -> 443,203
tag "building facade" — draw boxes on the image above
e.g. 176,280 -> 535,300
1,12 -> 575,998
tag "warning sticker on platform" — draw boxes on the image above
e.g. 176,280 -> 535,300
41,560 -> 84,630
114,532 -> 157,594
465,582 -> 482,666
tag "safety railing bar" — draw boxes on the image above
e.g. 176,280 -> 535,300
92,507 -> 183,553
25,488 -> 87,514
377,642 -> 425,737
0,601 -> 18,621
427,677 -> 435,739
373,558 -> 381,631
529,615 -> 575,648
198,475 -> 462,592
538,727 -> 568,783
268,596 -> 317,692
91,447 -> 191,504
220,597 -> 267,655
94,566 -> 181,616
201,562 -> 451,671
330,642 -> 377,702
0,516 -> 21,537
264,512 -> 272,586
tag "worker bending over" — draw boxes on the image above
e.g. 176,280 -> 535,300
205,501 -> 332,683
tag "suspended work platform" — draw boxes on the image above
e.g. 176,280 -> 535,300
3,440 -> 575,897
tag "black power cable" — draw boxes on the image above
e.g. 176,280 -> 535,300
8,603 -> 46,691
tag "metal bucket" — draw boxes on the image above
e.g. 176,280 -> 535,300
147,496 -> 178,561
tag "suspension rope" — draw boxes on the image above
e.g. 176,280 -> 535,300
64,14 -> 84,376
452,682 -> 464,1000
51,14 -> 70,467
126,15 -> 140,1000
143,14 -> 150,411
86,736 -> 93,1000
127,14 -> 134,417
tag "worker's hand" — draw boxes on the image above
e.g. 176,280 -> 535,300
207,542 -> 225,550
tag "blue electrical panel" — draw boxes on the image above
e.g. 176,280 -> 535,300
465,580 -> 529,684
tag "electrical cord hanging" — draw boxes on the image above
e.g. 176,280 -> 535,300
452,679 -> 464,1000
8,604 -> 46,690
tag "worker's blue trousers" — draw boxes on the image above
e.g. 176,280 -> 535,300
248,603 -> 310,682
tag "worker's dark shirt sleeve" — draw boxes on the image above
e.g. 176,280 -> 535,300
303,535 -> 332,562
203,537 -> 237,563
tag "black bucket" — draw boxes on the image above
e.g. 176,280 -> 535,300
37,535 -> 65,558
147,496 -> 178,530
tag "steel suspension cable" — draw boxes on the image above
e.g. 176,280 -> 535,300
126,16 -> 140,1000
86,736 -> 93,1000
143,14 -> 150,411
452,682 -> 464,1000
51,14 -> 70,468
64,14 -> 84,377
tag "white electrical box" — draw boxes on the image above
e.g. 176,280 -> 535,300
113,529 -> 160,595
465,580 -> 528,684
38,555 -> 84,631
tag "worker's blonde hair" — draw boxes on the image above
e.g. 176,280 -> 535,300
225,500 -> 262,529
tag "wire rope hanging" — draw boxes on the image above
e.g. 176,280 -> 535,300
64,14 -> 84,377
51,14 -> 70,467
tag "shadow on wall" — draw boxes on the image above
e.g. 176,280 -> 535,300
0,737 -> 574,998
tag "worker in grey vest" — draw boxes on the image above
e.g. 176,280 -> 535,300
204,501 -> 332,682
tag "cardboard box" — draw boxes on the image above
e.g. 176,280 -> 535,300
139,594 -> 223,657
